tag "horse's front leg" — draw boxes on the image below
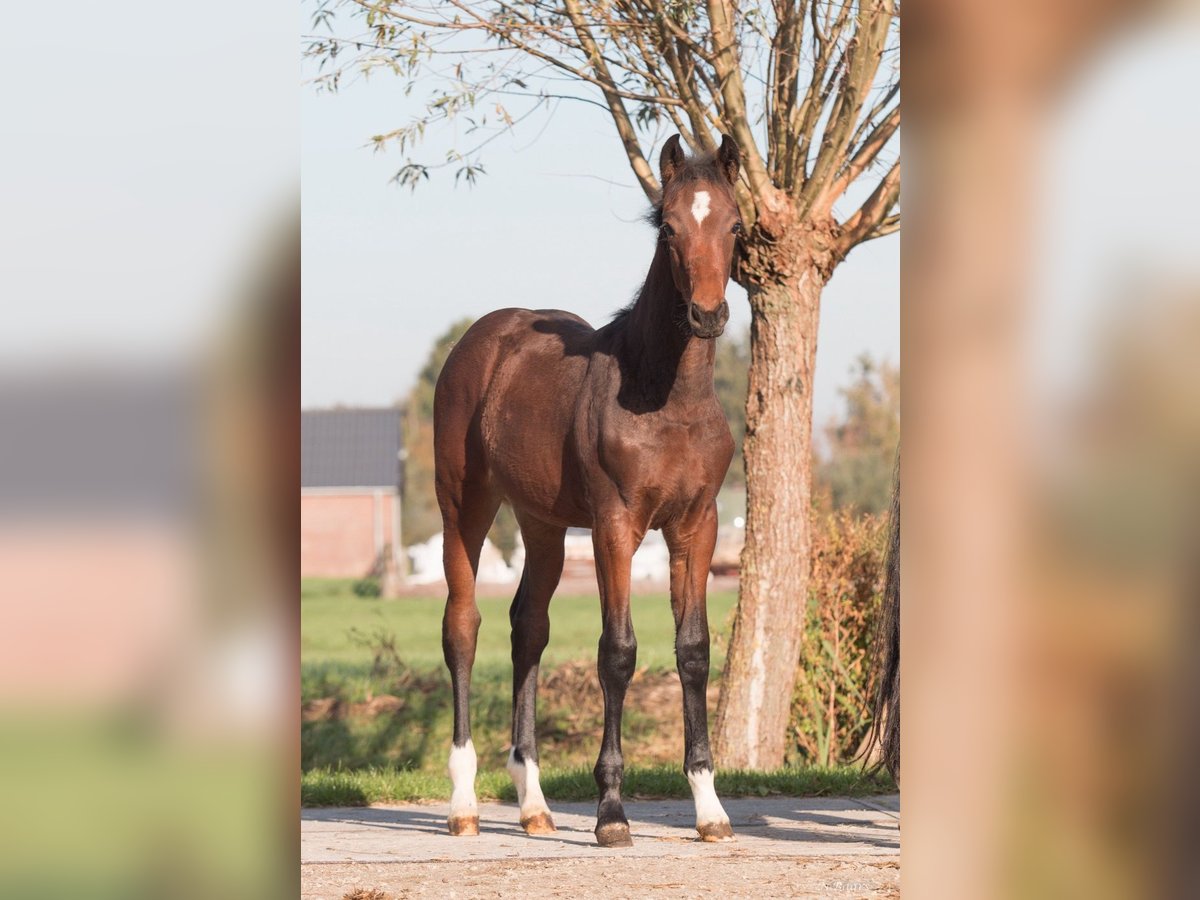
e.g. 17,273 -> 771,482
591,519 -> 637,848
666,506 -> 734,842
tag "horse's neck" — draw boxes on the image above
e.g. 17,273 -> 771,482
618,243 -> 716,406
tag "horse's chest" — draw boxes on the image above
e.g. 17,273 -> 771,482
599,417 -> 730,506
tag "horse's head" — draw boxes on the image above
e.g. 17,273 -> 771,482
657,134 -> 742,339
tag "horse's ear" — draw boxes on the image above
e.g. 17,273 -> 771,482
718,134 -> 740,186
659,134 -> 685,188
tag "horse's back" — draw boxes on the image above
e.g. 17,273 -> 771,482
435,307 -> 593,408
469,306 -> 594,352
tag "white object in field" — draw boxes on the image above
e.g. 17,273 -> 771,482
407,533 -> 518,585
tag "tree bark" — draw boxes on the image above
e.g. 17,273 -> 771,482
713,265 -> 823,769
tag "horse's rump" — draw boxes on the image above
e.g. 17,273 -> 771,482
436,307 -> 595,525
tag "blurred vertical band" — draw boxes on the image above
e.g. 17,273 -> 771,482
905,1 -> 1199,898
0,2 -> 297,897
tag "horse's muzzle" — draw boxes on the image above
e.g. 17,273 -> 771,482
688,301 -> 729,338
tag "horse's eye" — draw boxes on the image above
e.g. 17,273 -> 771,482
732,221 -> 744,235
660,223 -> 675,238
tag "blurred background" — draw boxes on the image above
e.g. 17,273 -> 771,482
904,2 -> 1200,898
0,1 -> 297,897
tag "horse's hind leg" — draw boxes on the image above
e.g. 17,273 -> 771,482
439,476 -> 501,837
507,515 -> 565,835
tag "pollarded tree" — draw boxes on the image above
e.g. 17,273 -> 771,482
306,0 -> 899,768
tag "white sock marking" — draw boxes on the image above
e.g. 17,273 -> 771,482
691,190 -> 711,225
507,749 -> 550,817
448,740 -> 478,819
688,768 -> 730,827
524,759 -> 548,815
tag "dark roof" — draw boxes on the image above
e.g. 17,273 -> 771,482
0,373 -> 198,516
302,408 -> 403,489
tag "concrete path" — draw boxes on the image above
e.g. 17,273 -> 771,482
302,795 -> 900,898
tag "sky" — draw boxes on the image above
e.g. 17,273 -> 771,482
301,49 -> 899,427
1,1 -> 295,370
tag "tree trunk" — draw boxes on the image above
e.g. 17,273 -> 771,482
713,266 -> 823,769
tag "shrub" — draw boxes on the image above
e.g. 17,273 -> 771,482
351,577 -> 381,598
791,509 -> 886,766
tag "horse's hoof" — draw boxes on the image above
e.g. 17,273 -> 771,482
521,811 -> 557,835
697,820 -> 736,842
448,815 -> 479,836
595,821 -> 633,848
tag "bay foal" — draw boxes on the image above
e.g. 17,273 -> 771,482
435,134 -> 741,847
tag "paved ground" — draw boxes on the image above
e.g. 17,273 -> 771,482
302,795 -> 900,898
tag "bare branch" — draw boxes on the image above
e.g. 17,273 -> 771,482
561,0 -> 658,198
705,0 -> 772,199
631,0 -> 716,150
798,0 -> 894,217
845,80 -> 899,157
307,0 -> 898,250
368,0 -> 683,107
826,105 -> 899,201
790,0 -> 853,184
768,1 -> 802,183
866,212 -> 900,240
836,159 -> 899,253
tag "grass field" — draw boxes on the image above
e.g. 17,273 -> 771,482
301,578 -> 738,673
300,579 -> 894,804
301,763 -> 892,807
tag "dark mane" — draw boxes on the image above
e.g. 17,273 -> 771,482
609,299 -> 637,327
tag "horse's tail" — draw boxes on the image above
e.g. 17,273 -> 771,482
867,453 -> 901,783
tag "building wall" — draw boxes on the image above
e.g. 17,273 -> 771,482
301,490 -> 399,578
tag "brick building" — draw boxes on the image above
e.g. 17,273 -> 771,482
301,408 -> 403,579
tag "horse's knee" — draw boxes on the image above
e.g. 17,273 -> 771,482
510,605 -> 550,659
513,629 -> 550,663
675,622 -> 710,689
516,628 -> 552,667
598,627 -> 637,684
593,745 -> 625,791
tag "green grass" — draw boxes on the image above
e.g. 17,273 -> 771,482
301,763 -> 894,807
301,584 -> 739,775
300,578 -> 894,803
301,587 -> 739,673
